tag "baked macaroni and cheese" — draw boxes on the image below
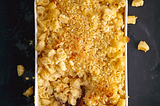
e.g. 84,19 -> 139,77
35,0 -> 128,106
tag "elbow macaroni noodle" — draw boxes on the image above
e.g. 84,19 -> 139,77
36,0 -> 127,105
17,65 -> 25,76
138,41 -> 150,52
127,16 -> 137,24
132,0 -> 144,7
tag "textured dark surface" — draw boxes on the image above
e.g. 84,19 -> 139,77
128,0 -> 160,106
0,0 -> 160,106
0,0 -> 34,106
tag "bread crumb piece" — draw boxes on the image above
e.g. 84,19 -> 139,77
132,0 -> 144,7
23,86 -> 33,98
29,40 -> 33,45
32,76 -> 35,79
127,16 -> 137,24
17,65 -> 25,76
25,77 -> 29,80
138,41 -> 149,52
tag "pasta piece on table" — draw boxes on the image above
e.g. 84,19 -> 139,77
23,86 -> 33,98
127,16 -> 137,24
138,41 -> 150,52
17,65 -> 25,76
132,0 -> 144,7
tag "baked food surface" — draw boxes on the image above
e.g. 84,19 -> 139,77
36,0 -> 128,105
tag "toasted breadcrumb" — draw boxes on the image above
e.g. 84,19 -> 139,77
25,77 -> 29,80
29,40 -> 33,45
17,65 -> 25,76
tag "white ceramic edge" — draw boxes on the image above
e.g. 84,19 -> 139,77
34,1 -> 128,106
34,0 -> 38,106
125,0 -> 128,106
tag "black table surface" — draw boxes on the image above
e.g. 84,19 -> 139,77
0,0 -> 160,106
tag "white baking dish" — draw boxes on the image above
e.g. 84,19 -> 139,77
34,0 -> 38,105
125,1 -> 128,106
34,0 -> 128,105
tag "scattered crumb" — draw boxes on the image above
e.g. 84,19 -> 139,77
138,41 -> 150,52
32,76 -> 35,79
132,0 -> 144,7
17,65 -> 25,76
29,40 -> 33,45
127,16 -> 137,24
25,77 -> 29,80
34,96 -> 35,104
23,86 -> 34,98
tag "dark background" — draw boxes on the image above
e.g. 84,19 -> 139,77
0,0 -> 160,106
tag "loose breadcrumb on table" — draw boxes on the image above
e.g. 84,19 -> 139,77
29,40 -> 33,45
25,77 -> 29,80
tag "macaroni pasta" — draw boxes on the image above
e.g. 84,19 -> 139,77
127,16 -> 137,24
36,0 -> 127,105
138,41 -> 150,52
132,0 -> 144,7
17,65 -> 25,76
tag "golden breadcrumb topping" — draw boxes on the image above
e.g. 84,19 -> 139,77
36,0 -> 127,106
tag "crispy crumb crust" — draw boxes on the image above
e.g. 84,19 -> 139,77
36,0 -> 127,106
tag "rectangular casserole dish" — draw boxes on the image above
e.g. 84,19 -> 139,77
35,0 -> 128,105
